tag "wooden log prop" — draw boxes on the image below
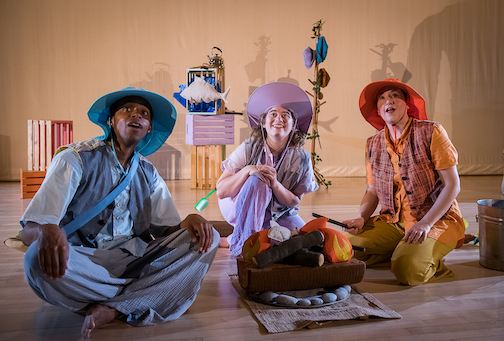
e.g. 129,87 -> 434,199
252,230 -> 324,268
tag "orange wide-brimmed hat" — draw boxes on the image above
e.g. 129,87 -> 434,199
359,78 -> 427,130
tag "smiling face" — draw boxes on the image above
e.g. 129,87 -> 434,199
376,88 -> 409,126
263,106 -> 295,141
110,102 -> 152,148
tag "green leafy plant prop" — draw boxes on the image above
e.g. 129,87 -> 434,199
306,20 -> 331,188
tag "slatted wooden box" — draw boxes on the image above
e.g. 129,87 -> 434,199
21,120 -> 73,199
20,169 -> 46,199
186,114 -> 234,146
186,114 -> 234,189
27,120 -> 73,171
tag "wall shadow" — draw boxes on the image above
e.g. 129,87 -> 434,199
240,92 -> 252,145
131,63 -> 175,101
277,70 -> 299,86
244,35 -> 271,84
406,0 -> 504,172
370,43 -> 411,82
132,63 -> 184,179
146,144 -> 181,180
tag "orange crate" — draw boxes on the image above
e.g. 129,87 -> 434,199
20,169 -> 46,199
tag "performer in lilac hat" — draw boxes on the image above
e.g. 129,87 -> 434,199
216,82 -> 319,256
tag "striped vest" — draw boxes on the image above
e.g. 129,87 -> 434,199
366,119 -> 455,221
58,138 -> 155,247
244,138 -> 314,219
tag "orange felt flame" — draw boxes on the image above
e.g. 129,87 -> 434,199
331,231 -> 354,262
242,230 -> 271,260
300,217 -> 353,263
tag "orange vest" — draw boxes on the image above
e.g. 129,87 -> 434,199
366,119 -> 459,221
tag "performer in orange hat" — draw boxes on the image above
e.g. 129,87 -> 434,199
342,79 -> 465,286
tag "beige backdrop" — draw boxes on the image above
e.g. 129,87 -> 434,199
1,0 -> 503,181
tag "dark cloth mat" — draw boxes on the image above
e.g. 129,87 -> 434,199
210,220 -> 233,237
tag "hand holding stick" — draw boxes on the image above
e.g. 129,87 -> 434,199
311,213 -> 367,252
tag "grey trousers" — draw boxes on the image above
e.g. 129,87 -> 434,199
24,228 -> 219,326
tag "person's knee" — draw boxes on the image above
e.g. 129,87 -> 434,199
210,228 -> 220,250
194,227 -> 220,253
245,173 -> 268,190
391,255 -> 431,286
23,241 -> 52,292
235,174 -> 270,207
24,241 -> 41,278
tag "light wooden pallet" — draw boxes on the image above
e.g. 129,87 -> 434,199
21,119 -> 72,199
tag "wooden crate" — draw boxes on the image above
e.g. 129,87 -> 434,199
186,114 -> 234,190
186,68 -> 225,115
186,114 -> 234,146
190,145 -> 225,190
22,119 -> 73,199
28,120 -> 73,171
20,169 -> 46,199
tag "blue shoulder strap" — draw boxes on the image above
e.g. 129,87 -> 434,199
62,153 -> 139,237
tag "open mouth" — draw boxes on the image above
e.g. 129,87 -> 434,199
386,108 -> 395,113
128,122 -> 142,129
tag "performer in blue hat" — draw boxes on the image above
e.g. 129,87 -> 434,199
20,88 -> 219,339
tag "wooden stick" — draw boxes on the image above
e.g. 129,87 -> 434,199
312,213 -> 348,228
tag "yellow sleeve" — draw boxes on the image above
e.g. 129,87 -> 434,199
431,123 -> 458,170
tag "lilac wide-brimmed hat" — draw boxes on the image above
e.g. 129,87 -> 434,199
303,47 -> 317,69
246,82 -> 313,134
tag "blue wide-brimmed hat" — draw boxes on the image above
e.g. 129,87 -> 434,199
88,87 -> 177,156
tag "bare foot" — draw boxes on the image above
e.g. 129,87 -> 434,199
219,237 -> 230,248
81,304 -> 119,339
